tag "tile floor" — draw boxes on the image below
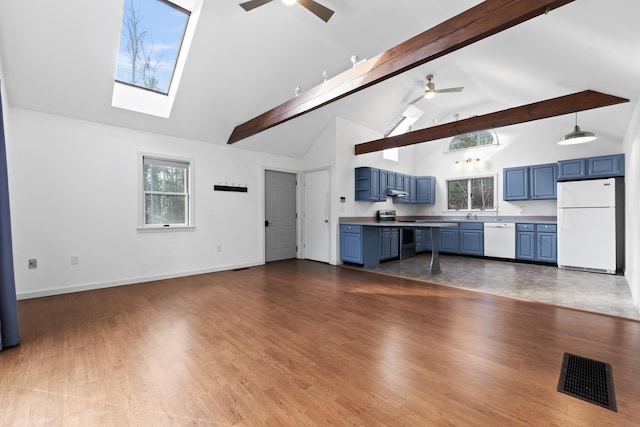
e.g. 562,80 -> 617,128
363,252 -> 640,320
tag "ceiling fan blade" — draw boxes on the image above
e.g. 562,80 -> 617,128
298,0 -> 335,22
239,0 -> 273,12
408,95 -> 425,105
435,87 -> 464,94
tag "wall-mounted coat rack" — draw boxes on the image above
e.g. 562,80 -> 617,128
214,183 -> 248,193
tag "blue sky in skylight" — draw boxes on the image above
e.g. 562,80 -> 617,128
116,0 -> 189,94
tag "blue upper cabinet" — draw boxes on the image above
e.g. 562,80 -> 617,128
588,154 -> 624,178
529,163 -> 557,199
504,163 -> 557,201
557,154 -> 624,181
355,167 -> 386,201
415,176 -> 436,204
557,158 -> 586,181
503,167 -> 529,200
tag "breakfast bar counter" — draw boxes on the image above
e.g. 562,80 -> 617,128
339,221 -> 457,275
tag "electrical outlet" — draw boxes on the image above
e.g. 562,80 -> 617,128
28,259 -> 37,269
71,256 -> 79,265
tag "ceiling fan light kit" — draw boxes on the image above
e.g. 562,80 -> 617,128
409,74 -> 463,104
558,112 -> 597,145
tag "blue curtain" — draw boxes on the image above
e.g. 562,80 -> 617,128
0,80 -> 20,350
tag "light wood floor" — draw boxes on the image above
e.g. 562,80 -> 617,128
2,260 -> 640,426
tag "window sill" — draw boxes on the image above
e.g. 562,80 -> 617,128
137,226 -> 195,233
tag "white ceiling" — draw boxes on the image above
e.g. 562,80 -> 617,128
1,0 -> 639,158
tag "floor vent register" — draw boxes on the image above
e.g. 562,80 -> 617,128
557,352 -> 617,411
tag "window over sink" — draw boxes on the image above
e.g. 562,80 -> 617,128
447,176 -> 495,211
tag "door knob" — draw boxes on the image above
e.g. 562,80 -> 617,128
324,219 -> 329,223
265,220 -> 269,227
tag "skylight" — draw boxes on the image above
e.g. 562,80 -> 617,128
116,0 -> 189,95
112,0 -> 202,117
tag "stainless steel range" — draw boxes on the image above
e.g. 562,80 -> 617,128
376,210 -> 415,259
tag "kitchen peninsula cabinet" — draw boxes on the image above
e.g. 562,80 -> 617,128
379,228 -> 399,260
339,224 -> 379,266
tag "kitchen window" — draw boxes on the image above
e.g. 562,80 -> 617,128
140,154 -> 193,228
447,176 -> 495,211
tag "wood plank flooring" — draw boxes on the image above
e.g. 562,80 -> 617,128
2,259 -> 640,426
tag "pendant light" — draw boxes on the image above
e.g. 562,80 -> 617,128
558,112 -> 597,145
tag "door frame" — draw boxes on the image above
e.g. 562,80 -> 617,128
263,167 -> 301,263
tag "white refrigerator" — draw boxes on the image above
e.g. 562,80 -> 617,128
557,177 -> 624,274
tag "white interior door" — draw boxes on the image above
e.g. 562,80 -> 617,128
265,170 -> 297,262
303,169 -> 330,263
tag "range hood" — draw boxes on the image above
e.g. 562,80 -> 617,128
387,188 -> 409,197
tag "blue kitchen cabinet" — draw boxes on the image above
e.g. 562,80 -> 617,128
503,166 -> 529,200
395,175 -> 417,204
557,154 -> 624,181
379,169 -> 389,199
340,224 -> 379,266
379,228 -> 399,260
516,224 -> 535,260
516,223 -> 556,263
440,228 -> 459,254
386,171 -> 395,190
415,229 -> 433,253
530,163 -> 557,199
504,163 -> 557,200
394,173 -> 405,191
355,167 -> 386,201
588,154 -> 624,178
536,224 -> 557,263
416,176 -> 436,204
459,223 -> 484,256
557,158 -> 586,181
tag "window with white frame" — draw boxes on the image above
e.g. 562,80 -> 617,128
141,155 -> 192,227
447,176 -> 495,211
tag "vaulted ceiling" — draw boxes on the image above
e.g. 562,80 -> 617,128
1,0 -> 639,158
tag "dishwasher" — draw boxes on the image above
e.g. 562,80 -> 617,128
483,222 -> 516,259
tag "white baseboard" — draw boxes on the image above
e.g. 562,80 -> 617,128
16,261 -> 263,300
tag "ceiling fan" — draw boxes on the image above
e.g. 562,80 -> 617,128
239,0 -> 335,23
408,74 -> 464,104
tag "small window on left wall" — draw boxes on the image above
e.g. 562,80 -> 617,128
141,155 -> 193,228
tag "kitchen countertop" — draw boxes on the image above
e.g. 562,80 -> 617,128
340,216 -> 557,225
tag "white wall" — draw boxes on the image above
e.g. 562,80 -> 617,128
622,96 -> 640,306
6,108 -> 300,299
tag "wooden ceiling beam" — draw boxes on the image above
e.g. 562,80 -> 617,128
354,90 -> 629,155
227,0 -> 575,144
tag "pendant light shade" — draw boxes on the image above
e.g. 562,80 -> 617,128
558,113 -> 597,145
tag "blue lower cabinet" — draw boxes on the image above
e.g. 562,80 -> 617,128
340,225 -> 362,263
440,229 -> 459,254
516,225 -> 535,260
459,223 -> 484,256
536,224 -> 557,263
340,224 -> 379,266
516,223 -> 556,263
379,228 -> 399,260
415,229 -> 433,252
